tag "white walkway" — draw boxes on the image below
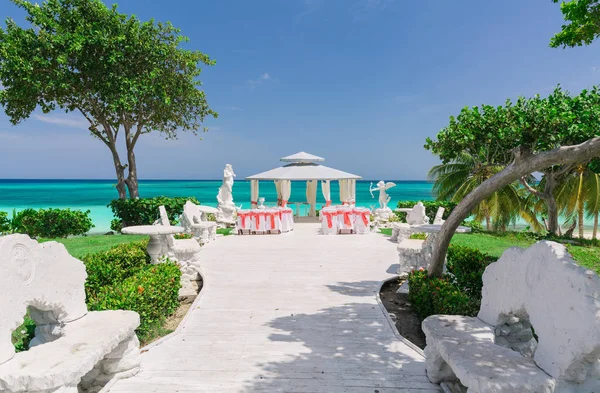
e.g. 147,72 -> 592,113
107,224 -> 440,393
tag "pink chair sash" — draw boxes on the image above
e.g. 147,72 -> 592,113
322,211 -> 337,228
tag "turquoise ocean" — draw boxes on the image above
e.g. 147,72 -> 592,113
0,180 -> 434,233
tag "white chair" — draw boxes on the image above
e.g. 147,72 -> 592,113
180,201 -> 217,244
336,205 -> 354,234
265,208 -> 281,233
353,207 -> 371,234
236,209 -> 252,234
433,207 -> 445,225
280,207 -> 294,233
320,206 -> 338,235
158,206 -> 201,262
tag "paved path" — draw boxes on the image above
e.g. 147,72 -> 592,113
107,224 -> 439,393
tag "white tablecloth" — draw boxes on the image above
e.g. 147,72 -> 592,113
320,206 -> 371,235
236,207 -> 294,234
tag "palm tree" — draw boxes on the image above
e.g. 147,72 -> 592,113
556,163 -> 600,239
428,153 -> 530,231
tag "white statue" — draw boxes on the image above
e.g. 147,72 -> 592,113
217,164 -> 236,206
216,164 -> 237,226
370,181 -> 396,210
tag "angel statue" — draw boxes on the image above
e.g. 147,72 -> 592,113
370,181 -> 396,210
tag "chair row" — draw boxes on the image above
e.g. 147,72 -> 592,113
236,208 -> 294,234
320,206 -> 370,235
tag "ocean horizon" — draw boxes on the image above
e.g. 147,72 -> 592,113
0,179 -> 435,233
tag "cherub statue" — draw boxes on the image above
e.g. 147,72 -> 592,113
370,181 -> 396,210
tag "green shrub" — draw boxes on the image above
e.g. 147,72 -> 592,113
395,200 -> 457,223
11,315 -> 36,352
13,208 -> 93,238
87,262 -> 181,339
407,269 -> 479,319
0,211 -> 9,234
108,196 -> 199,231
447,245 -> 496,298
82,241 -> 150,298
461,220 -> 483,231
409,232 -> 427,240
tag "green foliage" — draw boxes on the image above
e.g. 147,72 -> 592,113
0,211 -> 9,234
409,232 -> 427,240
11,208 -> 93,238
395,200 -> 456,223
82,241 -> 150,298
11,315 -> 35,352
216,227 -> 233,236
173,233 -> 193,240
425,87 -> 600,166
550,0 -> 600,48
461,220 -> 483,231
87,262 -> 181,339
407,270 -> 479,319
428,152 -> 531,231
447,245 -> 495,298
40,234 -> 148,259
108,196 -> 199,230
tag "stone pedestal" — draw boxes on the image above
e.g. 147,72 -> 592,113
216,203 -> 236,228
372,207 -> 394,228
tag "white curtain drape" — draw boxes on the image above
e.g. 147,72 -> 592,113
250,180 -> 259,208
349,179 -> 356,204
306,180 -> 317,217
321,180 -> 331,207
339,179 -> 348,204
275,180 -> 282,205
281,180 -> 291,207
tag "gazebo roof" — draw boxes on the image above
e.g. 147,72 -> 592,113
246,152 -> 361,181
280,152 -> 325,163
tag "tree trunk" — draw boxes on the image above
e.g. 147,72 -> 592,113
565,219 -> 577,238
543,174 -> 560,236
577,169 -> 585,239
593,212 -> 598,239
125,147 -> 140,199
485,213 -> 491,231
428,138 -> 600,278
108,144 -> 127,199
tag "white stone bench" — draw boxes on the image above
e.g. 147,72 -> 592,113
422,241 -> 600,393
391,202 -> 432,242
0,234 -> 141,393
158,206 -> 202,300
180,201 -> 217,244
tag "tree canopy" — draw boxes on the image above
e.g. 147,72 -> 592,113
0,0 -> 217,198
551,0 -> 600,47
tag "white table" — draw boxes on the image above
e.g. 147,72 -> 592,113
122,225 -> 184,264
196,205 -> 219,221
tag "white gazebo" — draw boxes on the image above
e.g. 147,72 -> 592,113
246,152 -> 361,218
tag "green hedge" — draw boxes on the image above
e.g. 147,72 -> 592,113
0,211 -> 9,234
14,241 -> 182,351
407,270 -> 478,318
407,244 -> 496,320
82,241 -> 150,298
108,196 -> 200,232
447,245 -> 495,298
395,201 -> 456,223
87,263 -> 181,339
10,208 -> 93,238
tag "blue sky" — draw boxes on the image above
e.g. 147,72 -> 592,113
0,0 -> 599,180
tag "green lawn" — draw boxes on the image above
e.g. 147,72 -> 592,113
41,235 -> 147,258
42,227 -> 232,259
379,229 -> 600,275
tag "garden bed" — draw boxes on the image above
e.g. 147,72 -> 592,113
379,277 -> 426,349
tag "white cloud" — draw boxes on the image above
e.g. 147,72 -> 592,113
33,114 -> 89,129
247,72 -> 274,89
